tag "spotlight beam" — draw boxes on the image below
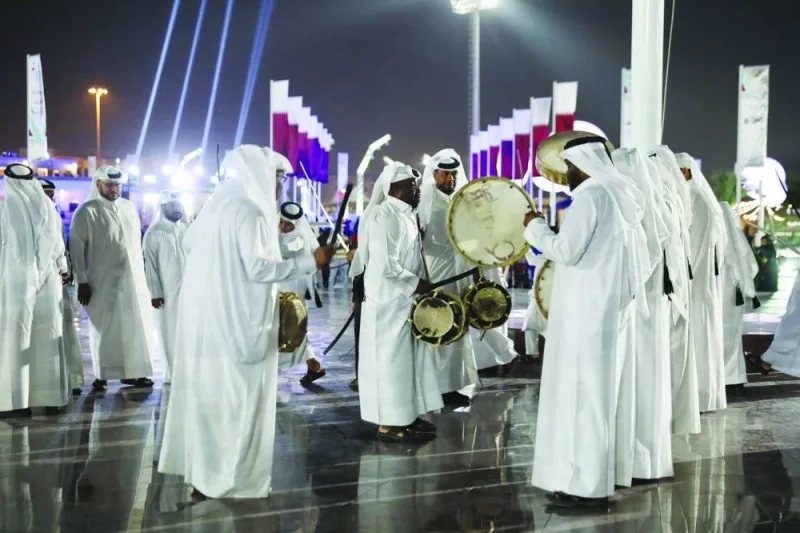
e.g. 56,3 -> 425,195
201,0 -> 235,157
168,0 -> 208,157
135,0 -> 182,161
234,0 -> 275,146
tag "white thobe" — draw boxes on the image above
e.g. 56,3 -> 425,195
720,269 -> 748,385
56,221 -> 84,391
688,185 -> 726,412
70,197 -> 154,380
420,190 -> 476,393
277,232 -> 318,370
358,197 -> 443,426
158,199 -> 317,499
763,271 -> 800,376
524,251 -> 548,355
470,267 -> 517,370
524,183 -> 635,499
143,218 -> 188,383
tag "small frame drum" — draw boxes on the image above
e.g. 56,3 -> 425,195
446,177 -> 537,268
463,278 -> 512,330
410,289 -> 467,346
278,291 -> 309,353
533,259 -> 555,321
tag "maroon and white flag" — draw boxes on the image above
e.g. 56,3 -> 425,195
529,96 -> 552,175
553,81 -> 578,133
499,118 -> 514,178
488,124 -> 501,176
513,108 -> 531,179
479,131 -> 489,177
270,80 -> 290,158
470,133 -> 480,179
287,96 -> 303,174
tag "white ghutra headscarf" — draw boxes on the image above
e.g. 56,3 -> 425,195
417,148 -> 468,231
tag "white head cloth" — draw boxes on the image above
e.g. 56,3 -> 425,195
151,190 -> 182,227
649,146 -> 692,226
719,202 -> 757,297
349,161 -> 415,278
0,164 -> 62,350
185,145 -> 280,261
86,165 -> 126,202
280,201 -> 318,256
418,148 -> 468,231
264,147 -> 294,175
562,140 -> 649,311
675,152 -> 727,251
612,148 -> 671,278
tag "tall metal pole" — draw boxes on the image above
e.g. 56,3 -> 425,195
468,11 -> 480,175
630,0 -> 665,151
94,92 -> 102,162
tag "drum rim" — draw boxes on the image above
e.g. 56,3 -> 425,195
463,279 -> 512,330
533,259 -> 553,320
410,289 -> 468,346
446,176 -> 537,268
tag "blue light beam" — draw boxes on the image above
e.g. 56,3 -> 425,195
135,0 -> 182,161
234,0 -> 275,146
168,0 -> 208,157
200,0 -> 235,158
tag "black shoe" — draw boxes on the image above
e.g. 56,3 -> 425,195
300,368 -> 326,385
442,391 -> 471,407
92,379 -> 107,392
72,388 -> 82,397
121,378 -> 154,388
349,378 -> 359,391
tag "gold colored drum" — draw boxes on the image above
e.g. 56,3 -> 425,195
410,289 -> 467,346
463,278 -> 512,330
535,131 -> 616,187
533,259 -> 555,321
278,291 -> 308,353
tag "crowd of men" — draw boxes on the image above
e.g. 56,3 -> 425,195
1,138 -> 798,509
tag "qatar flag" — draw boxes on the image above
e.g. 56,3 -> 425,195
529,96 -> 552,176
479,131 -> 489,177
553,81 -> 578,133
270,80 -> 290,157
321,130 -> 334,184
296,106 -> 311,176
499,118 -> 514,178
488,125 -> 500,176
308,116 -> 321,181
287,96 -> 303,173
469,133 -> 480,179
513,108 -> 531,179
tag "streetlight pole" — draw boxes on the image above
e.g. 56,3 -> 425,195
451,0 -> 498,177
88,87 -> 108,162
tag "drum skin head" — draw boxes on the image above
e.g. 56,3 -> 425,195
278,291 -> 309,352
410,289 -> 468,346
464,279 -> 512,330
447,177 -> 536,268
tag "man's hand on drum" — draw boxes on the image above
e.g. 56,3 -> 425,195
415,279 -> 434,294
523,210 -> 543,227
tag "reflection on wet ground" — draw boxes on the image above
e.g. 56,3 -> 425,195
1,287 -> 798,532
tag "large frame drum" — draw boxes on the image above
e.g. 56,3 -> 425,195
410,289 -> 467,346
463,278 -> 512,330
532,259 -> 555,321
278,291 -> 308,352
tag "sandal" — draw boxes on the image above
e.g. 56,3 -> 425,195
300,368 -> 326,385
92,379 -> 107,392
377,427 -> 433,444
548,492 -> 610,508
407,418 -> 436,434
744,353 -> 772,376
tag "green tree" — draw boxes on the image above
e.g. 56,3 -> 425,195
707,170 -> 738,204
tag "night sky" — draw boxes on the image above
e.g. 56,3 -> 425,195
3,0 -> 799,174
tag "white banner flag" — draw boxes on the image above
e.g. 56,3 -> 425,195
27,54 -> 48,161
620,68 -> 633,148
337,152 -> 349,193
736,65 -> 770,168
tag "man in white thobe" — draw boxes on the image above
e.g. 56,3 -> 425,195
70,165 -> 155,391
719,202 -> 758,393
676,153 -> 728,413
613,148 -> 674,482
157,145 -> 333,499
523,137 -> 645,506
650,147 -> 701,435
524,248 -> 547,357
418,150 -> 477,407
762,271 -> 800,375
0,164 -> 70,415
40,178 -> 85,396
277,201 -> 327,383
358,162 -> 444,443
142,191 -> 188,385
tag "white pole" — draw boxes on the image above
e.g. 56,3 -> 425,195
735,64 -> 744,207
758,178 -> 765,229
469,11 -> 480,176
630,0 -> 665,151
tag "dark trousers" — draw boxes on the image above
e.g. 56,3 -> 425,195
352,274 -> 365,378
